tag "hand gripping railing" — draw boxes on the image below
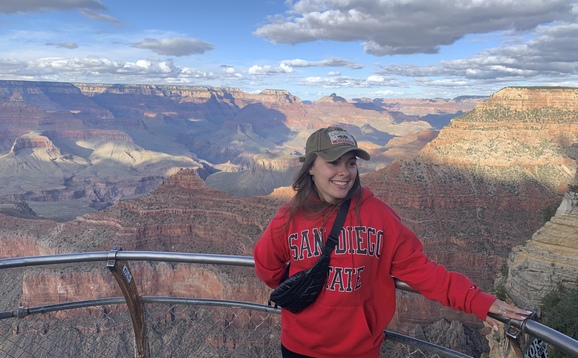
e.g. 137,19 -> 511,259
488,311 -> 578,357
1,249 -> 577,357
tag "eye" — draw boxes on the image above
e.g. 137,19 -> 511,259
348,160 -> 357,167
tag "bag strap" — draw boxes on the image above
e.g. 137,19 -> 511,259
322,199 -> 350,255
276,199 -> 350,284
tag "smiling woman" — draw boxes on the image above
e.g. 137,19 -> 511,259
309,153 -> 358,204
253,125 -> 532,358
305,127 -> 370,204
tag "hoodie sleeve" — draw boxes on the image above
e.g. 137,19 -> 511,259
390,223 -> 496,321
253,205 -> 291,289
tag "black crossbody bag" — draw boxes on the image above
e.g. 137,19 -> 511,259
268,199 -> 350,313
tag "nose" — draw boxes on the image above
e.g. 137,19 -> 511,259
337,162 -> 349,175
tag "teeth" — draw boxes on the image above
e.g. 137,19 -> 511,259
333,181 -> 348,186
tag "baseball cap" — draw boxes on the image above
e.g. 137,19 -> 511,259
299,126 -> 370,162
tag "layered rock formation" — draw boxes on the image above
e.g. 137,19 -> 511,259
0,80 -> 476,219
0,169 -> 282,309
2,84 -> 578,356
505,144 -> 578,309
362,87 -> 578,333
486,144 -> 578,357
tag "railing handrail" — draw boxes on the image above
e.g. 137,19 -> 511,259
0,250 -> 414,292
1,296 -> 474,358
1,250 -> 577,357
0,250 -> 255,269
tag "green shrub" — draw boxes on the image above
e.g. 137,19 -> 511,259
539,280 -> 578,357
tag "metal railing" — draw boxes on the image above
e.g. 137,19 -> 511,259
1,248 -> 577,357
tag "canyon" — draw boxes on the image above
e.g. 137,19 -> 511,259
0,80 -> 478,220
1,82 -> 578,356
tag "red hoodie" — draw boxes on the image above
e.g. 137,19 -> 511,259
253,187 -> 496,358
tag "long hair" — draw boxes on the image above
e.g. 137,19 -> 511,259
287,153 -> 363,225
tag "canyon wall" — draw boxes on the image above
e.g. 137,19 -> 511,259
362,87 -> 578,335
0,80 -> 477,220
505,144 -> 578,309
2,84 -> 578,356
0,169 -> 280,309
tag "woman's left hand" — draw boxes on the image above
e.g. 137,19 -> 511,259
486,299 -> 533,331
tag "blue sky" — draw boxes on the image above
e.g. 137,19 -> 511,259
0,0 -> 577,101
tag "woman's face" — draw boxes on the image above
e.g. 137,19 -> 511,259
310,152 -> 358,204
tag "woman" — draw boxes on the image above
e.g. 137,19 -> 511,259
254,126 -> 531,358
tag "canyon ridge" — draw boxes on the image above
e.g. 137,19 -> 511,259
1,82 -> 578,357
0,80 -> 480,220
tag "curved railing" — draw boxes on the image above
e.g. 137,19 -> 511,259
1,249 -> 577,357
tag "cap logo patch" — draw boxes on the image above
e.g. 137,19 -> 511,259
328,130 -> 355,146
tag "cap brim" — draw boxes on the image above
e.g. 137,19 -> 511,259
317,147 -> 370,162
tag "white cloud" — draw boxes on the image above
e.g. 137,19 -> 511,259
135,60 -> 152,69
301,75 -> 402,88
0,0 -> 104,14
133,37 -> 214,57
218,66 -> 244,81
79,9 -> 125,26
180,67 -> 213,79
1,0 -> 576,100
221,66 -> 236,75
281,57 -> 363,69
375,21 -> 578,86
279,63 -> 293,73
0,0 -> 124,27
0,56 -> 221,84
248,64 -> 293,75
255,0 -> 577,56
366,75 -> 386,83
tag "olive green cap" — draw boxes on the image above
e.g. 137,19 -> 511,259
299,126 -> 370,162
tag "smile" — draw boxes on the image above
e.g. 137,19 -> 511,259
332,180 -> 349,187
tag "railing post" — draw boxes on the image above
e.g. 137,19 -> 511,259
107,246 -> 148,358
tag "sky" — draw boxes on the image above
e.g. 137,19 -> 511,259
0,0 -> 577,101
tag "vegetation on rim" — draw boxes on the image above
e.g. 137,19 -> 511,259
539,280 -> 578,358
